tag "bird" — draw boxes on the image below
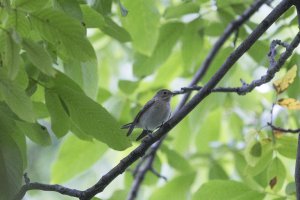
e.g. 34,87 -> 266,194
121,89 -> 174,141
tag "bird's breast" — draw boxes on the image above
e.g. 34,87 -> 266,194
138,102 -> 171,131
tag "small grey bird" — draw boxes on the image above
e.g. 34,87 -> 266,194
122,89 -> 174,141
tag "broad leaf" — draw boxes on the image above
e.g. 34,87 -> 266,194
133,22 -> 184,77
3,31 -> 20,79
0,117 -> 23,200
51,73 -> 131,150
118,80 -> 139,94
149,172 -> 196,200
164,2 -> 200,19
15,0 -> 50,11
121,0 -> 160,55
45,89 -> 70,138
22,39 -> 56,76
276,135 -> 297,159
81,5 -> 131,42
55,0 -> 83,20
193,180 -> 265,200
31,8 -> 96,61
51,134 -> 107,183
0,75 -> 35,122
16,121 -> 51,146
181,18 -> 203,70
267,157 -> 286,191
161,145 -> 193,172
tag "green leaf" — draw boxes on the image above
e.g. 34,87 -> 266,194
91,0 -> 112,16
161,145 -> 193,172
196,108 -> 222,153
250,142 -> 262,157
118,80 -> 139,94
32,101 -> 49,118
51,134 -> 107,183
247,41 -> 269,64
31,8 -> 96,61
16,121 -> 51,146
15,0 -> 50,11
149,172 -> 196,200
193,180 -> 265,200
245,140 -> 273,176
107,190 -> 127,200
285,182 -> 296,195
64,59 -> 98,99
55,0 -> 83,20
209,161 -> 229,180
181,18 -> 203,70
6,10 -> 32,37
0,76 -> 35,122
45,89 -> 70,138
3,31 -> 20,79
133,22 -> 184,77
0,119 -> 23,200
97,87 -> 111,103
81,5 -> 131,42
52,73 -> 131,150
81,5 -> 106,28
164,2 -> 200,19
267,157 -> 286,191
276,135 -> 297,159
22,39 -> 56,76
121,0 -> 160,55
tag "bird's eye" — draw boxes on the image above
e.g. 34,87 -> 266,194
163,91 -> 167,95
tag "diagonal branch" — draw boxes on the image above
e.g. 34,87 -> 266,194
177,0 -> 269,109
82,0 -> 296,197
127,0 -> 270,198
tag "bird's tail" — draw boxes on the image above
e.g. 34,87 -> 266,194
121,122 -> 135,136
121,123 -> 133,129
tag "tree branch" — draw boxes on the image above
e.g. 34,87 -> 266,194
15,0 -> 299,199
172,39 -> 293,96
177,0 -> 269,109
126,0 -> 270,198
268,123 -> 300,134
14,174 -> 82,200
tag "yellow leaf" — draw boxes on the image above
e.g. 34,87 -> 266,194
277,98 -> 300,110
273,65 -> 297,94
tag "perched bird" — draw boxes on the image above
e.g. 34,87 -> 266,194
122,89 -> 174,141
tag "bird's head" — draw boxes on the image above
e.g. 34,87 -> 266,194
155,89 -> 174,102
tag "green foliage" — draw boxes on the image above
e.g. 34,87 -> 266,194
149,172 -> 196,200
120,0 -> 160,55
193,180 -> 265,200
51,134 -> 107,183
0,116 -> 24,200
0,0 -> 299,199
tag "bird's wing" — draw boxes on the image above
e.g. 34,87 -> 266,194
126,99 -> 156,136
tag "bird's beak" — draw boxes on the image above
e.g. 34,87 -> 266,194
171,92 -> 178,96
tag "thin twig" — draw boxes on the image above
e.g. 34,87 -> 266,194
149,167 -> 167,181
268,123 -> 300,133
